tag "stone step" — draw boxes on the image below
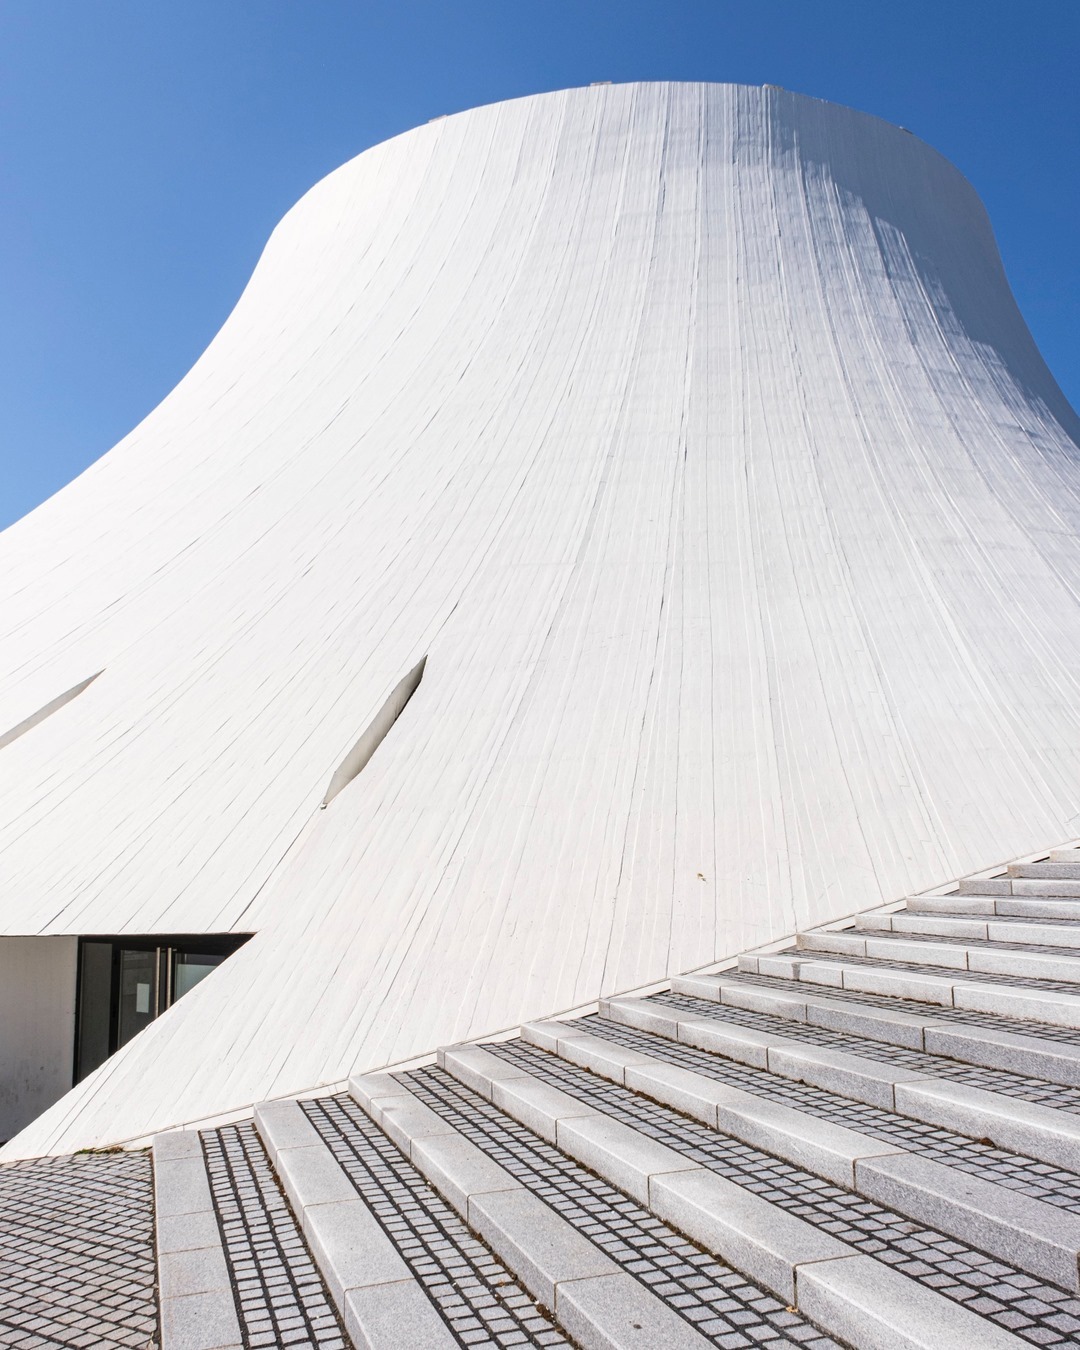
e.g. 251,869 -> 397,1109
602,995 -> 1080,1174
673,972 -> 1080,1086
1050,850 -> 1080,864
153,1130 -> 243,1350
739,949 -> 1080,1030
908,894 -> 1080,919
855,911 -> 987,937
380,1061 -> 861,1347
437,1042 -> 1027,1348
907,893 -> 997,914
855,911 -> 1080,949
518,1015 -> 1080,1292
797,928 -> 1080,984
348,1070 -> 724,1349
960,876 -> 1080,896
195,1119 -> 349,1347
254,1097 -> 459,1348
1011,862 -> 1080,880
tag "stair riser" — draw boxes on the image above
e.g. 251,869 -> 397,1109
1011,863 -> 1080,880
906,895 -> 997,915
541,1023 -> 1080,1292
797,931 -> 1080,984
998,900 -> 1080,919
922,1026 -> 1080,1088
438,1047 -> 1024,1347
909,897 -> 1080,920
960,878 -> 1012,895
856,914 -> 1080,949
352,1065 -> 719,1350
741,951 -> 1080,1030
853,1156 -> 1080,1292
896,1080 -> 1080,1174
962,877 -> 1080,897
673,976 -> 1080,1088
154,1132 -> 244,1350
604,1000 -> 1080,1175
855,915 -> 988,939
254,1099 -> 460,1350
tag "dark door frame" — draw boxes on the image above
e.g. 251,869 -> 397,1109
72,932 -> 251,1085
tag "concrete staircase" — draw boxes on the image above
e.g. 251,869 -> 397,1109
155,850 -> 1080,1349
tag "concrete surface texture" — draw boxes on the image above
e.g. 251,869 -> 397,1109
1,81 -> 1079,1158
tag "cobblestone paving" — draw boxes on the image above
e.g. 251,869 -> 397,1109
589,1008 -> 1080,1217
724,970 -> 1080,1046
404,1065 -> 842,1349
656,989 -> 1080,1114
486,1039 -> 1080,1346
304,1094 -> 570,1347
201,1122 -> 346,1349
0,1150 -> 156,1349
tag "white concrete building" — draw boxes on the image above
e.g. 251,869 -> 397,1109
1,81 -> 1078,1159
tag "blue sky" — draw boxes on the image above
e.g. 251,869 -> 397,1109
1,1 -> 1077,529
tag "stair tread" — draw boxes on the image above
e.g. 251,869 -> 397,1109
151,843 -> 1080,1350
776,946 -> 1080,995
889,912 -> 1080,930
299,1093 -> 575,1347
533,1013 -> 1080,1291
198,1122 -> 345,1349
649,991 -> 1080,1114
675,971 -> 1080,1093
468,1039 -> 1063,1344
714,968 -> 1080,1044
391,1064 -> 843,1347
806,929 -> 1080,959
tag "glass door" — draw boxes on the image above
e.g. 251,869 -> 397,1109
74,933 -> 250,1083
116,947 -> 160,1051
172,949 -> 227,999
74,940 -> 113,1081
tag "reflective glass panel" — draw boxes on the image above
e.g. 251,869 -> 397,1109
75,941 -> 113,1082
117,948 -> 158,1050
172,950 -> 226,1000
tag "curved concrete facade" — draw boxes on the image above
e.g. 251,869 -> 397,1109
2,82 -> 1078,1156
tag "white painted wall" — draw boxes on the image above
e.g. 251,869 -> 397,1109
0,938 -> 77,1142
1,83 -> 1078,1157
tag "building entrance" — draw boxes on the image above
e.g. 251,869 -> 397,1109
74,934 -> 249,1084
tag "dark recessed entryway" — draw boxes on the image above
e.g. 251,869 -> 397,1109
74,933 -> 251,1084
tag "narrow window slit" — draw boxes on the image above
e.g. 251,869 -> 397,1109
0,671 -> 103,752
321,656 -> 426,807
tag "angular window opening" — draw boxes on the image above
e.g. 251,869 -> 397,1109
0,671 -> 103,752
73,932 -> 251,1084
321,656 -> 426,807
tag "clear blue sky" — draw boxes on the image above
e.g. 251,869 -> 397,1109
1,1 -> 1077,530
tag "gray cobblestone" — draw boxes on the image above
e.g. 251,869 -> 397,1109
303,1092 -> 574,1347
402,1065 -> 842,1349
777,945 -> 1080,994
201,1122 -> 346,1349
727,969 -> 1080,1044
485,1036 -> 1080,1347
0,1149 -> 156,1349
657,990 -> 1080,1114
602,1002 -> 1080,1217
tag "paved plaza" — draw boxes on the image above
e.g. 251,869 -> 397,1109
0,1150 -> 156,1349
